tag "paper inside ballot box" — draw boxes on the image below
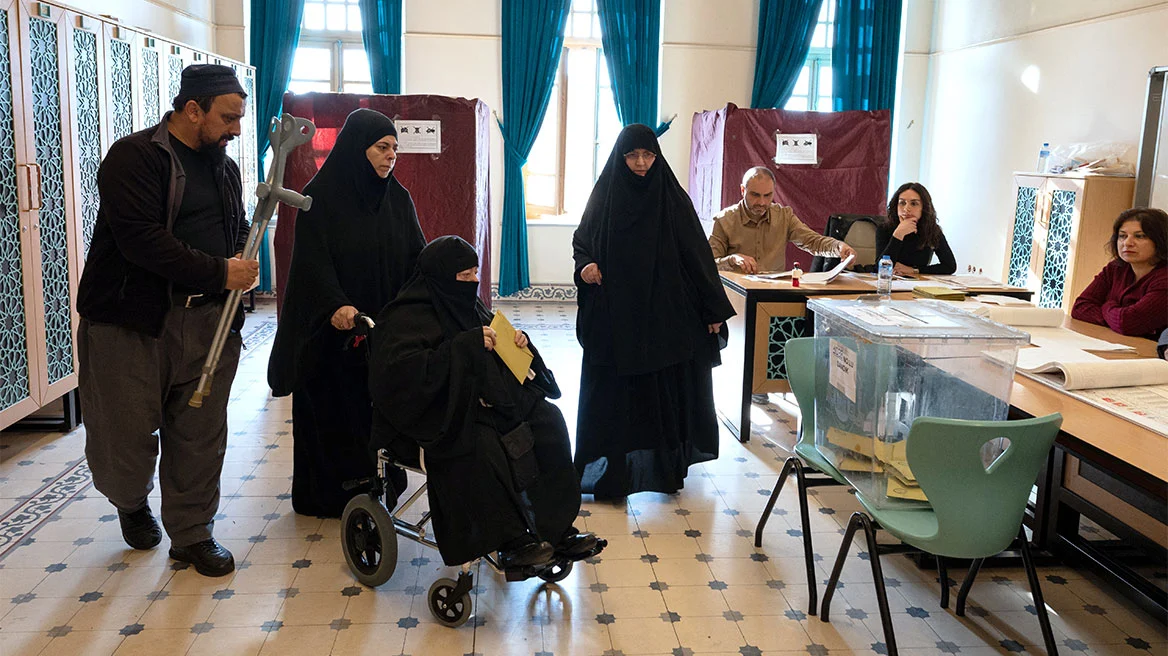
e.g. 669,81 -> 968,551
823,426 -> 917,481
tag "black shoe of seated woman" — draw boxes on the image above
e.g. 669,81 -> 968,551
555,531 -> 607,561
498,540 -> 555,569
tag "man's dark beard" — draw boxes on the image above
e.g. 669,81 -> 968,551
198,134 -> 229,164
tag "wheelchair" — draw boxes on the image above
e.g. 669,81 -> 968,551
339,447 -> 578,628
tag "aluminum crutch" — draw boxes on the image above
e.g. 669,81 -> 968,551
189,113 -> 316,408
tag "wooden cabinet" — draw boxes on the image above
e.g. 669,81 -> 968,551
0,0 -> 257,431
1004,173 -> 1135,310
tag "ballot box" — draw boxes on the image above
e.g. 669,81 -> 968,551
805,299 -> 1029,509
275,92 -> 492,311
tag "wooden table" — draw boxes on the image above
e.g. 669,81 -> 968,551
1011,319 -> 1167,616
716,272 -> 877,442
716,272 -> 1033,443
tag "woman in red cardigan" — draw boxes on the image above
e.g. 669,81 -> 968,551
1071,207 -> 1167,338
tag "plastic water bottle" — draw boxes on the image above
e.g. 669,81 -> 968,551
1036,142 -> 1050,173
877,255 -> 893,299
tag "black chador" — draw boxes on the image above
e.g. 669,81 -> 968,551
268,109 -> 425,517
572,124 -> 735,499
369,237 -> 600,567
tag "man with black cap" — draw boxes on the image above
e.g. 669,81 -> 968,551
76,64 -> 258,577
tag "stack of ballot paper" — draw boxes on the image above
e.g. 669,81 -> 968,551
823,427 -> 928,502
912,286 -> 965,300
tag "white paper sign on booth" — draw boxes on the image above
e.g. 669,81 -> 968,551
775,132 -> 818,165
394,120 -> 442,154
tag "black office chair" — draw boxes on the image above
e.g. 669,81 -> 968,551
810,214 -> 886,273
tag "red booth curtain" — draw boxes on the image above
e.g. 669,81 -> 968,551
690,103 -> 891,270
274,93 -> 492,313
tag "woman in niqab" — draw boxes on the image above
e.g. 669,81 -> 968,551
268,108 -> 425,517
369,236 -> 604,569
572,124 -> 735,499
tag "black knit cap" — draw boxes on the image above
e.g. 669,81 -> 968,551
178,64 -> 246,99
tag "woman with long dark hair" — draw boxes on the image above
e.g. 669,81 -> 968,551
878,182 -> 957,275
1072,207 -> 1168,338
572,124 -> 735,500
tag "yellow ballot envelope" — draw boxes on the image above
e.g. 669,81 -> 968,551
490,310 -> 534,383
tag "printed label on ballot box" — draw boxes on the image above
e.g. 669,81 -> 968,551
829,339 -> 857,403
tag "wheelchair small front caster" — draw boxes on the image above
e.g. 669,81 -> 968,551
536,557 -> 573,583
428,576 -> 474,627
341,494 -> 397,587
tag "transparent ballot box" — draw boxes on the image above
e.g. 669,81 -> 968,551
804,299 -> 1029,509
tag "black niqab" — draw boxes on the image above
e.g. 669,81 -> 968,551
268,108 -> 426,396
573,124 -> 733,375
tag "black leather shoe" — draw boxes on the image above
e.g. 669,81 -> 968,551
118,506 -> 162,550
169,538 -> 235,577
498,541 -> 555,569
555,532 -> 607,561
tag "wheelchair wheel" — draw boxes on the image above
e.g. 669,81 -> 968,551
537,558 -> 573,583
428,577 -> 473,627
341,494 -> 398,587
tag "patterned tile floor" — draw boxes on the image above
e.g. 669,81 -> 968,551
0,300 -> 1164,655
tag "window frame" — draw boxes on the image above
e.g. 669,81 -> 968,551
291,0 -> 369,94
785,1 -> 835,112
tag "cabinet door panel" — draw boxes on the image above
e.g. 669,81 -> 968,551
22,1 -> 78,395
135,34 -> 163,128
67,12 -> 102,259
0,0 -> 38,425
103,23 -> 133,143
1037,187 -> 1080,309
1007,181 -> 1040,288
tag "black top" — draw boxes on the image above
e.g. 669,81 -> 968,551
170,135 -> 230,263
572,124 -> 734,376
77,116 -> 248,337
877,229 -> 957,275
267,108 -> 426,396
369,236 -> 559,458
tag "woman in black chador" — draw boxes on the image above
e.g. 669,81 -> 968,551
369,236 -> 604,569
572,124 -> 735,499
268,109 -> 425,518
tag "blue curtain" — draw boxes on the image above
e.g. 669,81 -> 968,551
251,0 -> 305,292
596,0 -> 671,135
832,0 -> 902,112
359,0 -> 403,94
750,0 -> 825,109
498,0 -> 571,296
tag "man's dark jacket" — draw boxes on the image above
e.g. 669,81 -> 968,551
77,113 -> 249,337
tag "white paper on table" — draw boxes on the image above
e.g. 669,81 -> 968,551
983,306 -> 1065,327
1014,346 -> 1104,372
1073,384 -> 1168,436
1028,358 -> 1168,390
799,253 -> 856,285
926,274 -> 1010,289
975,295 -> 1033,307
1024,326 -> 1138,352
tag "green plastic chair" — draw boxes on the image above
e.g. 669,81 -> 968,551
820,414 -> 1063,656
754,336 -> 851,615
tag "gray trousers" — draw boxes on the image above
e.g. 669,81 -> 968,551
79,303 -> 241,547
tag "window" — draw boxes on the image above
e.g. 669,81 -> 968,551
524,0 -> 623,219
784,1 -> 834,112
289,0 -> 373,94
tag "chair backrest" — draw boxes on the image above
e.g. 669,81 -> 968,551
784,337 -> 817,449
907,414 -> 1062,559
810,214 -> 884,272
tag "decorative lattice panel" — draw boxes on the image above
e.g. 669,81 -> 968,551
1008,185 -> 1038,288
107,37 -> 132,141
242,73 -> 257,218
1038,189 -> 1077,309
72,28 -> 101,257
140,47 -> 159,125
0,10 -> 31,411
167,53 -> 182,106
766,315 -> 808,381
29,18 -> 73,383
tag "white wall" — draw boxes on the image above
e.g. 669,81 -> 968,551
66,0 -> 246,61
916,0 -> 1168,274
889,0 -> 934,189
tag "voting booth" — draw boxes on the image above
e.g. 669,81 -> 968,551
689,104 -> 891,271
274,93 -> 492,311
806,299 -> 1029,509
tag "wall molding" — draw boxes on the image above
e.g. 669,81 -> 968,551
492,284 -> 577,302
929,3 -> 1168,57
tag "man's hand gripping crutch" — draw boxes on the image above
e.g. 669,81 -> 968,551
189,114 -> 316,408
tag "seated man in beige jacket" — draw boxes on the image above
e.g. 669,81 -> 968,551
709,167 -> 855,274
